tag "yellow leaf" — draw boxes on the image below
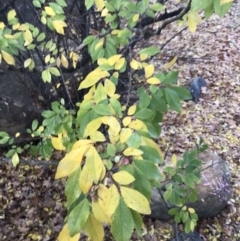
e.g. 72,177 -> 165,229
130,59 -> 139,70
102,116 -> 121,136
122,117 -> 131,127
108,184 -> 120,215
52,20 -> 67,34
95,0 -> 105,10
83,214 -> 104,241
51,133 -> 66,151
18,24 -> 29,31
127,105 -> 137,115
120,186 -> 151,214
132,14 -> 139,22
98,58 -> 107,65
92,184 -> 111,223
111,29 -> 120,35
78,69 -> 110,90
171,154 -> 177,167
1,50 -> 15,65
4,34 -> 15,39
128,119 -> 147,131
108,129 -> 119,144
58,223 -> 80,241
0,22 -> 5,29
144,64 -> 154,79
112,171 -> 135,185
101,8 -> 108,17
104,79 -> 116,97
12,22 -> 20,30
188,207 -> 195,213
79,162 -> 93,194
7,9 -> 16,21
90,131 -> 106,142
188,11 -> 201,33
220,0 -> 233,5
15,132 -> 20,138
83,117 -> 103,137
84,85 -> 96,101
94,82 -> 107,103
45,6 -> 56,16
146,77 -> 161,85
72,139 -> 95,150
119,128 -> 133,143
123,147 -> 143,156
88,146 -> 104,183
140,53 -> 148,61
165,56 -> 178,70
45,54 -> 51,63
24,29 -> 33,46
95,39 -> 104,50
61,54 -> 69,68
108,54 -> 122,66
115,58 -> 125,70
141,136 -> 163,161
24,58 -> 32,68
55,145 -> 90,179
92,201 -> 111,223
12,152 -> 19,167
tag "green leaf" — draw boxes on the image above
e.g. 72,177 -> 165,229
132,166 -> 152,199
204,2 -> 215,19
37,32 -> 46,42
65,167 -> 82,207
111,197 -> 134,241
85,0 -> 94,10
31,119 -> 38,131
138,91 -> 151,109
146,9 -> 155,17
68,198 -> 90,236
126,133 -> 141,148
49,67 -> 60,76
164,88 -> 181,112
134,108 -> 155,120
191,0 -> 211,10
140,146 -> 162,163
93,104 -> 112,115
107,143 -> 116,157
109,98 -> 122,118
169,86 -> 192,100
145,122 -> 161,139
139,46 -> 160,56
83,35 -> 95,45
105,2 -> 116,12
49,3 -> 64,14
162,71 -> 178,84
0,131 -> 10,145
33,0 -> 42,8
133,159 -> 161,180
131,209 -> 143,236
56,0 -> 67,7
214,0 -> 231,17
150,3 -> 165,12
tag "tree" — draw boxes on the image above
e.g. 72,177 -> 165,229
0,0 -> 233,240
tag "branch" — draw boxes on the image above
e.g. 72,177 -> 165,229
135,8 -> 183,28
155,0 -> 192,35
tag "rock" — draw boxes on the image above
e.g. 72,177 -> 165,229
149,152 -> 232,220
185,77 -> 207,103
170,231 -> 203,241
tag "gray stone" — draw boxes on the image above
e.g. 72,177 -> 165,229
150,152 -> 232,220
